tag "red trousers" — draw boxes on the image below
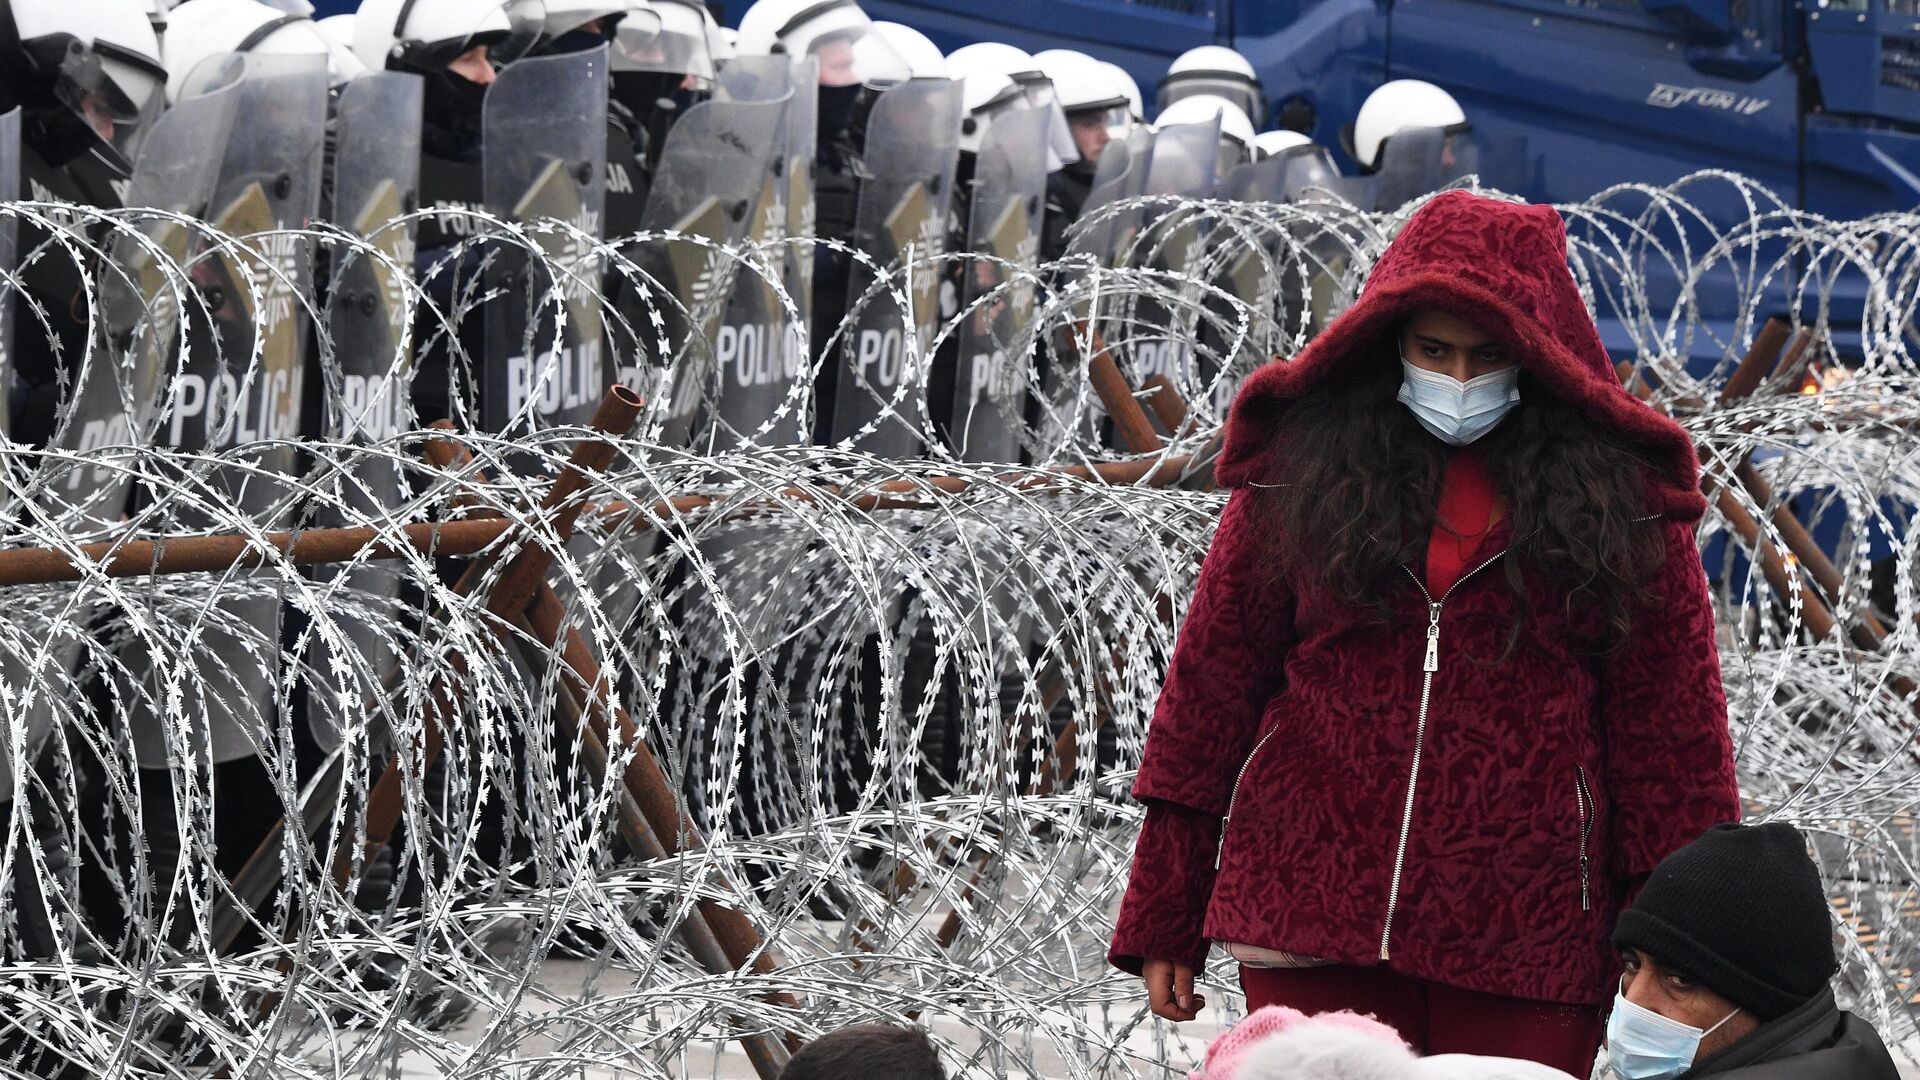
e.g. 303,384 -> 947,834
1240,964 -> 1605,1077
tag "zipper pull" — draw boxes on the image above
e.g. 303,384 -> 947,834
1423,602 -> 1442,673
1214,820 -> 1228,870
1580,855 -> 1591,912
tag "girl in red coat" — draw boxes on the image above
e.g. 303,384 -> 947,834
1109,191 -> 1741,1074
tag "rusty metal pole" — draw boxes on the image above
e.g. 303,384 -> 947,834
336,386 -> 643,887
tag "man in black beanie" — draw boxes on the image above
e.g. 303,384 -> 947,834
1606,821 -> 1900,1079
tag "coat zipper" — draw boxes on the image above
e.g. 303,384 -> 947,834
1215,729 -> 1279,870
1575,765 -> 1595,913
1379,552 -> 1506,962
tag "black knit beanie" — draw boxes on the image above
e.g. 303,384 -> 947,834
1612,822 -> 1837,1021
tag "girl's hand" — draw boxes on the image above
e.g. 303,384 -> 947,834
1143,957 -> 1205,1021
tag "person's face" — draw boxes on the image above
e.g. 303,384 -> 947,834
1068,112 -> 1109,164
1618,948 -> 1759,1064
80,92 -> 118,142
447,44 -> 497,86
815,37 -> 857,88
1399,307 -> 1512,383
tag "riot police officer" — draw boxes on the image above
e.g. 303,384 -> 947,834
0,0 -> 164,981
734,0 -> 909,441
352,0 -> 512,423
1032,48 -> 1128,262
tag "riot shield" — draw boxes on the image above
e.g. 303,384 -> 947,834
1069,126 -> 1152,267
0,108 -> 15,445
1221,153 -> 1291,204
1127,117 -> 1220,396
784,61 -> 818,365
950,107 -> 1048,464
634,95 -> 786,447
1143,117 -> 1220,202
308,71 -> 423,752
480,45 -> 610,438
124,52 -> 328,768
694,56 -> 806,449
1370,126 -> 1527,212
46,67 -> 243,525
828,77 -> 964,457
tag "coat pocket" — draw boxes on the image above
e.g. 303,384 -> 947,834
1574,765 -> 1595,912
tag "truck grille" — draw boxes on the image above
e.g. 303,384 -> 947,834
1886,36 -> 1920,92
1891,0 -> 1919,13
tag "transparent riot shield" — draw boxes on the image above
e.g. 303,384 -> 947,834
480,45 -> 610,438
1143,118 -> 1221,202
951,107 -> 1048,464
123,52 -> 328,768
784,61 -> 818,369
693,56 -> 805,449
633,94 -> 785,447
0,107 -> 15,445
307,71 -> 423,752
7,64 -> 240,798
828,77 -> 964,457
1371,125 -> 1456,213
1125,117 -> 1220,403
46,68 -> 242,526
1070,126 -> 1153,267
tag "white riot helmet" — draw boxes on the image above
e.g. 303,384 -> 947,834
162,0 -> 340,101
946,41 -> 1077,170
708,16 -> 733,65
1254,128 -> 1311,160
1100,59 -> 1142,122
1032,49 -> 1125,117
1,0 -> 166,169
316,12 -> 356,51
1158,44 -> 1263,128
1156,92 -> 1253,149
504,0 -> 642,54
351,0 -> 513,75
1351,78 -> 1466,172
736,0 -> 908,88
946,54 -> 1022,154
1156,91 -> 1254,173
612,0 -> 713,88
870,20 -> 944,80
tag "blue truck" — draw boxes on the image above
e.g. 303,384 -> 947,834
853,0 -> 1918,221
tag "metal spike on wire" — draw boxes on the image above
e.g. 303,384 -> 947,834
0,175 -> 1913,1078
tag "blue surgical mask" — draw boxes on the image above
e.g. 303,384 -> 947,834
1605,990 -> 1741,1080
1396,358 -> 1521,446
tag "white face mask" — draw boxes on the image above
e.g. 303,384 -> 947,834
1605,990 -> 1741,1080
1396,358 -> 1522,446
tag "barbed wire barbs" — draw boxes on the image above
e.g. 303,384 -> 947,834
0,172 -> 1911,1078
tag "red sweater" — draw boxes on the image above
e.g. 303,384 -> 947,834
1108,191 -> 1740,1007
1427,448 -> 1501,596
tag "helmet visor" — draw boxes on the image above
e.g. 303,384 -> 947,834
38,39 -> 166,169
772,2 -> 906,87
612,5 -> 710,82
1158,73 -> 1263,128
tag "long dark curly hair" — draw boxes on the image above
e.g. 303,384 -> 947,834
1251,332 -> 1668,649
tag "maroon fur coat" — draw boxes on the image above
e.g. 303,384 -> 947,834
1108,191 -> 1741,1006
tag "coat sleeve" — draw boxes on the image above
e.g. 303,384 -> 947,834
1601,517 -> 1741,882
1110,488 -> 1296,974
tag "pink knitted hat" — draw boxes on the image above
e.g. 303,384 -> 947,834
1189,1008 -> 1584,1080
1190,1007 -> 1414,1080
